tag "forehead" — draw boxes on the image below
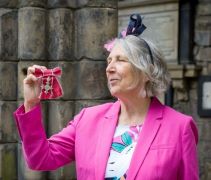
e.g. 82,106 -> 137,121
108,43 -> 127,58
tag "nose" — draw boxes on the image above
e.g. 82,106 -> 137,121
106,59 -> 116,74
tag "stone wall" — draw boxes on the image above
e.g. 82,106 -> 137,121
118,0 -> 211,179
171,1 -> 211,179
194,1 -> 211,179
152,0 -> 211,179
0,0 -> 117,179
1,0 -> 210,179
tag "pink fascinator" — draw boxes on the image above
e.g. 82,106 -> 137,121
104,30 -> 127,52
103,14 -> 154,65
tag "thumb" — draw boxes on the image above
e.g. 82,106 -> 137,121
24,74 -> 38,84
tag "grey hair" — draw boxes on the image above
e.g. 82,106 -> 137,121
113,35 -> 171,97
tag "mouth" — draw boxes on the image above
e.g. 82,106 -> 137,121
109,79 -> 119,84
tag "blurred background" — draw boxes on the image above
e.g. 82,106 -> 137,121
0,0 -> 210,179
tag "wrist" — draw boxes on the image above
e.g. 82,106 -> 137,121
24,101 -> 39,113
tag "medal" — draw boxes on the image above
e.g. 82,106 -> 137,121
34,67 -> 63,99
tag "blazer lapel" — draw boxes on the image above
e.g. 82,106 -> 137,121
95,101 -> 120,180
127,97 -> 164,179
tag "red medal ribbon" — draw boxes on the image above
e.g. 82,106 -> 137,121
34,67 -> 63,99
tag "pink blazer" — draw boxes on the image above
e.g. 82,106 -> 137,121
14,97 -> 199,180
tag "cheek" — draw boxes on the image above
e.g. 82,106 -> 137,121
124,69 -> 136,83
119,65 -> 133,76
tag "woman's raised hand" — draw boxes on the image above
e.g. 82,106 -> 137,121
23,65 -> 47,112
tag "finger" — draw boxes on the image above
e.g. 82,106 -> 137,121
27,66 -> 35,75
24,74 -> 38,84
37,77 -> 42,83
27,65 -> 47,75
32,65 -> 47,71
40,65 -> 47,70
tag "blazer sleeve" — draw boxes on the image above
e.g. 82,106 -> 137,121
179,118 -> 199,180
13,103 -> 85,171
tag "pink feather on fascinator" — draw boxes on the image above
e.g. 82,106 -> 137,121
104,29 -> 127,52
103,38 -> 116,52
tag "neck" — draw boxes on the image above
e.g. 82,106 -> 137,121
118,94 -> 152,126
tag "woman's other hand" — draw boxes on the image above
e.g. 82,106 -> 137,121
23,65 -> 47,112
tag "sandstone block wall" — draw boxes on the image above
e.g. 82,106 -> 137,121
0,0 -> 117,179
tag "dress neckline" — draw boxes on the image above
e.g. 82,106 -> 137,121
117,123 -> 143,128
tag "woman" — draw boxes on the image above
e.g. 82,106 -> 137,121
14,14 -> 199,179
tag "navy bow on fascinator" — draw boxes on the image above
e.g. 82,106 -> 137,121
120,14 -> 146,37
104,13 -> 154,65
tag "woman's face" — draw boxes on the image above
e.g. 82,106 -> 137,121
106,43 -> 142,98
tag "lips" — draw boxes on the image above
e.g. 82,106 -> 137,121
109,78 -> 119,85
110,79 -> 118,81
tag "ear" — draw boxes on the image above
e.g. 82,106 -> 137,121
143,74 -> 149,83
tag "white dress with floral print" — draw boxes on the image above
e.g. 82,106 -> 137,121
105,124 -> 142,180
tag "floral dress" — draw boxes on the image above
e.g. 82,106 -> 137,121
105,124 -> 142,180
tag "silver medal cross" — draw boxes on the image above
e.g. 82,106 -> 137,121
41,76 -> 53,94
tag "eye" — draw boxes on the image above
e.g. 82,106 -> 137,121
118,58 -> 127,62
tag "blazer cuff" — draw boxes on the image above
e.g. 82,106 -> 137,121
13,103 -> 46,142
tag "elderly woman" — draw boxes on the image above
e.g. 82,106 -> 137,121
14,14 -> 199,180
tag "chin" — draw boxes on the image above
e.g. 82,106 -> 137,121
110,91 -> 116,97
109,89 -> 121,98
